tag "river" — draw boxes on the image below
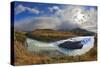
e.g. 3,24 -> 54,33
25,36 -> 94,56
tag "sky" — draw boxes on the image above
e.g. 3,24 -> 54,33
13,1 -> 97,32
14,1 -> 65,21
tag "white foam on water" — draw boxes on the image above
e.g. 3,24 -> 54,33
26,36 -> 94,56
56,36 -> 94,56
26,38 -> 59,52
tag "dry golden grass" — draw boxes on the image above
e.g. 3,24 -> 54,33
13,30 -> 97,65
14,41 -> 50,65
13,39 -> 97,65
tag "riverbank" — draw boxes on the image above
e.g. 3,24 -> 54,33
12,29 -> 97,65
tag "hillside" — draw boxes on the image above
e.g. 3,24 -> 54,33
26,29 -> 96,42
14,38 -> 97,65
13,29 -> 97,65
70,28 -> 95,36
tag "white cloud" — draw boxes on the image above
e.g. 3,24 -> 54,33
14,16 -> 80,31
15,5 -> 26,14
15,5 -> 97,32
54,5 -> 97,32
48,6 -> 60,12
26,7 -> 40,14
81,7 -> 97,32
15,4 -> 40,15
14,17 -> 62,31
53,6 -> 60,10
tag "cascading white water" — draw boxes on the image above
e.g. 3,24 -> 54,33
26,36 -> 94,56
26,38 -> 59,52
57,36 -> 94,56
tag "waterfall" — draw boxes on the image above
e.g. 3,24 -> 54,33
26,36 -> 94,56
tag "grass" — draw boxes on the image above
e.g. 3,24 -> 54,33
13,30 -> 97,65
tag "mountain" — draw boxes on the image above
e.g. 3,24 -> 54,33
70,28 -> 96,36
26,28 -> 96,42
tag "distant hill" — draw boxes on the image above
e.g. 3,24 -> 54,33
26,28 -> 95,42
26,29 -> 76,42
70,28 -> 96,36
14,28 -> 97,65
14,28 -> 96,42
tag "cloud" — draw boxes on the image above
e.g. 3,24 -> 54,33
14,16 -> 80,31
48,6 -> 60,13
15,5 -> 97,32
54,5 -> 97,32
14,17 -> 62,31
26,8 -> 40,14
81,7 -> 97,32
15,5 -> 26,14
15,4 -> 40,15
